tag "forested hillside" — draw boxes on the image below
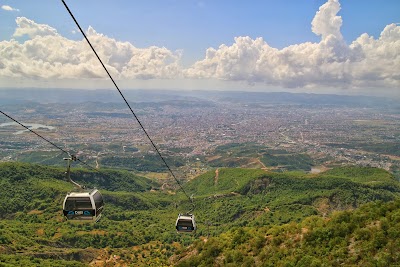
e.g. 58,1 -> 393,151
0,162 -> 399,266
174,200 -> 400,266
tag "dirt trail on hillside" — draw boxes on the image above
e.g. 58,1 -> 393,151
214,168 -> 219,186
256,158 -> 268,170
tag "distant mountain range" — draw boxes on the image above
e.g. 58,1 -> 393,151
0,88 -> 398,108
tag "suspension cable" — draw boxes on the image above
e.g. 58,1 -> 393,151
61,0 -> 194,206
0,110 -> 98,172
64,155 -> 84,189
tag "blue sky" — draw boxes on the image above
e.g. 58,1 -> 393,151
0,0 -> 399,96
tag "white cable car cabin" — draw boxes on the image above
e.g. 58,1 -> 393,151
176,214 -> 196,233
63,189 -> 104,222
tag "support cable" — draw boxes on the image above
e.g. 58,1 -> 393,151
0,110 -> 98,172
64,154 -> 84,189
1,110 -> 69,155
61,0 -> 194,206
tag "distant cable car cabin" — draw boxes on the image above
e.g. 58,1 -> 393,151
176,213 -> 196,233
63,189 -> 104,222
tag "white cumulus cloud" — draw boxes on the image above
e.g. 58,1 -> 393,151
0,0 -> 399,92
1,5 -> 19,12
185,0 -> 400,90
13,17 -> 60,38
0,17 -> 182,81
311,0 -> 342,40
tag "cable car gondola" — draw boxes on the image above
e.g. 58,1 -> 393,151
63,189 -> 104,222
176,213 -> 196,233
62,155 -> 104,222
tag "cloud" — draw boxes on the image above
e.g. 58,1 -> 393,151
1,5 -> 19,12
0,17 -> 181,81
311,0 -> 342,40
349,24 -> 400,88
0,0 -> 399,92
185,0 -> 400,89
13,17 -> 59,38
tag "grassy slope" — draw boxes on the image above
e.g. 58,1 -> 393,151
320,166 -> 395,183
0,162 -> 399,266
175,199 -> 400,266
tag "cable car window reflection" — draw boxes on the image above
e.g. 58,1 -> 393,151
65,197 -> 92,209
178,220 -> 194,229
76,198 -> 92,209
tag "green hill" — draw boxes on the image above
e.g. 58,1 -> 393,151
320,166 -> 395,184
0,162 -> 159,217
206,143 -> 314,171
0,162 -> 399,266
184,168 -> 266,196
187,166 -> 400,232
174,199 -> 400,266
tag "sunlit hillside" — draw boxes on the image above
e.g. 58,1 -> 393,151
1,162 -> 399,266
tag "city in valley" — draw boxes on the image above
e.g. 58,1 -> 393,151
0,89 -> 399,182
